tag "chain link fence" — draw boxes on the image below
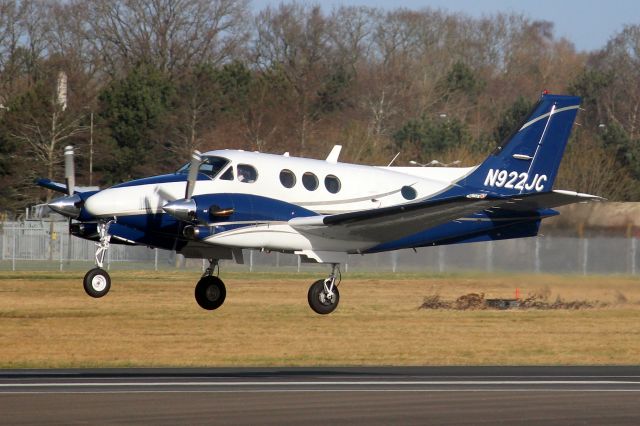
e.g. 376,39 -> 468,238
0,220 -> 638,275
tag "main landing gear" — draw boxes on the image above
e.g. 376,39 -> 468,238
307,263 -> 341,315
194,259 -> 227,310
83,220 -> 112,298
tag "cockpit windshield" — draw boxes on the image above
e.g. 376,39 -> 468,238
176,156 -> 229,179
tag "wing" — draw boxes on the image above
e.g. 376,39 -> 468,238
289,190 -> 603,243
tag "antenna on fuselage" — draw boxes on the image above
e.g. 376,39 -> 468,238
387,152 -> 401,167
326,145 -> 342,163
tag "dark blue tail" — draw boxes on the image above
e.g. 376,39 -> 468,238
461,93 -> 581,196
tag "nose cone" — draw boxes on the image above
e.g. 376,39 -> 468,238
163,199 -> 197,222
48,194 -> 81,218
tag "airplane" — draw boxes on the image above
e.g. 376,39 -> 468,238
40,92 -> 601,314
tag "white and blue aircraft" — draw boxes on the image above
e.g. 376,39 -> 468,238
40,93 -> 600,314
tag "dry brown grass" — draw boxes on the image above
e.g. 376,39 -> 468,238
1,271 -> 639,367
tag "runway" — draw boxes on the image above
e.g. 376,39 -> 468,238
1,367 -> 639,424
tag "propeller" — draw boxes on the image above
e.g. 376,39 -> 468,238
162,150 -> 201,222
48,145 -> 82,218
185,150 -> 202,200
64,145 -> 75,196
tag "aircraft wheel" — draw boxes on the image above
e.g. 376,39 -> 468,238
83,268 -> 111,298
307,279 -> 340,315
195,276 -> 226,310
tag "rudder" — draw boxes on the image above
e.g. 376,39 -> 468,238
461,93 -> 581,196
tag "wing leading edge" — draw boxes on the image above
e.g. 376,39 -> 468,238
288,190 -> 603,243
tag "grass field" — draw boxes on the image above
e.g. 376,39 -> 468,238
0,270 -> 639,368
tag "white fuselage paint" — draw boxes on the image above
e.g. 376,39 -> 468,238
85,150 -> 472,217
83,150 -> 474,253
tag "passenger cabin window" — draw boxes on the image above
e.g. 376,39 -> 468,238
401,185 -> 417,200
237,164 -> 258,183
176,156 -> 229,179
324,175 -> 341,194
219,166 -> 234,181
302,172 -> 318,191
280,169 -> 296,188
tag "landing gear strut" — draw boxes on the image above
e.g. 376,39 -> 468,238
195,259 -> 226,310
307,263 -> 341,315
83,220 -> 113,298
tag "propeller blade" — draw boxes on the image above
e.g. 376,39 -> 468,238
185,150 -> 202,200
64,145 -> 75,196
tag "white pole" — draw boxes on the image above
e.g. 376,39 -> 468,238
486,242 -> 494,273
154,248 -> 158,271
249,250 -> 253,272
297,255 -> 301,273
59,234 -> 63,271
12,228 -> 16,271
631,238 -> 637,275
535,237 -> 541,274
582,238 -> 589,275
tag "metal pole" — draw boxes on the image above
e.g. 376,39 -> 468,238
12,228 -> 16,271
631,238 -> 637,276
154,248 -> 158,271
438,246 -> 445,273
486,242 -> 494,273
391,251 -> 398,273
59,234 -> 63,271
535,237 -> 541,274
249,250 -> 253,272
297,255 -> 301,273
582,238 -> 589,275
89,111 -> 94,187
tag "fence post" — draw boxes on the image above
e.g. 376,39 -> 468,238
485,242 -> 494,273
535,237 -> 541,274
154,248 -> 158,271
59,235 -> 63,271
631,238 -> 637,275
582,238 -> 589,275
12,228 -> 16,271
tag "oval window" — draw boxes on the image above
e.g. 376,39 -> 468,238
302,172 -> 318,191
324,175 -> 341,194
401,185 -> 417,200
279,169 -> 296,188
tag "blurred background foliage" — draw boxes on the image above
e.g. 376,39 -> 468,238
1,0 -> 639,214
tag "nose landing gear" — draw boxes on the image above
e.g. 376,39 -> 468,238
307,263 -> 341,315
195,259 -> 227,310
83,220 -> 113,298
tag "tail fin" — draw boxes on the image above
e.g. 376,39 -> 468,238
462,93 -> 581,195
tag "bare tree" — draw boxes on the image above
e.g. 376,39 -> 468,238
81,0 -> 249,76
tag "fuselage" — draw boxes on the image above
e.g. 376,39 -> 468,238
85,149 -> 474,217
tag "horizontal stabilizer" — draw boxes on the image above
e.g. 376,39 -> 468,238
36,178 -> 70,194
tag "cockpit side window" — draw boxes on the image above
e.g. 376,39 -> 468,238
176,156 -> 229,179
237,164 -> 258,183
219,166 -> 234,181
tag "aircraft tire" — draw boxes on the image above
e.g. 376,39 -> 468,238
83,268 -> 111,298
195,276 -> 226,310
307,279 -> 340,315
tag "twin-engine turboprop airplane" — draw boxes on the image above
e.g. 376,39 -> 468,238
40,93 -> 601,314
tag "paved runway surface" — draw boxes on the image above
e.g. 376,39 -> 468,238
1,366 -> 639,424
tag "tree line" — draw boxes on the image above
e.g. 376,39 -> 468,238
1,0 -> 639,215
